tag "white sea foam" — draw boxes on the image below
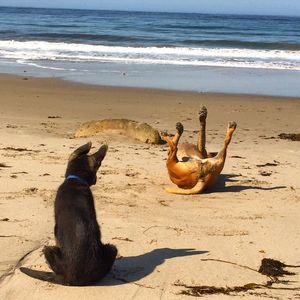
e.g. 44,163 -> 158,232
16,59 -> 76,71
0,40 -> 300,71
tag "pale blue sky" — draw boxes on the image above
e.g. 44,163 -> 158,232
0,0 -> 300,16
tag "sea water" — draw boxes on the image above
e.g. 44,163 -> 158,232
0,7 -> 300,96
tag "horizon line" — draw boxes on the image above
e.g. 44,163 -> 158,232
1,5 -> 300,18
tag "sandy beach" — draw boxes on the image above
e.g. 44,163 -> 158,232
0,74 -> 300,299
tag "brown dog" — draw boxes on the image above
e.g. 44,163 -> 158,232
161,106 -> 237,195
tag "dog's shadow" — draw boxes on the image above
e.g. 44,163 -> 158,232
20,248 -> 207,286
211,173 -> 286,193
100,247 -> 208,286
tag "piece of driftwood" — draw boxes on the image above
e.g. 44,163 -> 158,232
74,119 -> 164,144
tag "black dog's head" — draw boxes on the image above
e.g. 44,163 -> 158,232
65,142 -> 108,186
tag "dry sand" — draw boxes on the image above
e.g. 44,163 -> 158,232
0,74 -> 300,299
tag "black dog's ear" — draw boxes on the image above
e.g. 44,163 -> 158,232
92,144 -> 108,164
69,141 -> 92,161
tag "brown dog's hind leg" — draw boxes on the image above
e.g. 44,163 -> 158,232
215,121 -> 237,162
165,180 -> 206,195
197,106 -> 208,158
44,246 -> 64,276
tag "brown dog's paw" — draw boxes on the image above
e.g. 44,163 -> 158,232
199,106 -> 208,123
176,122 -> 184,135
228,121 -> 237,130
160,130 -> 169,138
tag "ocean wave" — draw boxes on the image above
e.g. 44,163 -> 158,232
182,39 -> 300,50
19,33 -> 143,43
0,40 -> 299,71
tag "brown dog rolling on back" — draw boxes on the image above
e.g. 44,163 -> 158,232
21,142 -> 117,285
161,106 -> 237,195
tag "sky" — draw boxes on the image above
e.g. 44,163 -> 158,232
0,0 -> 300,17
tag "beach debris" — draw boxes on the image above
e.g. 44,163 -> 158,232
74,119 -> 165,144
176,257 -> 300,296
0,147 -> 40,153
0,235 -> 20,238
12,171 -> 28,175
175,281 -> 267,296
158,200 -> 169,206
231,155 -> 246,159
40,173 -> 50,176
278,133 -> 300,141
6,124 -> 17,129
125,171 -> 140,177
0,218 -> 9,221
258,258 -> 300,277
256,161 -> 280,177
24,187 -> 38,194
259,170 -> 272,176
259,135 -> 278,140
256,161 -> 279,167
48,115 -> 62,119
0,163 -> 11,168
112,237 -> 134,242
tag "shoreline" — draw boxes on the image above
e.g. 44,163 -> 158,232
1,73 -> 300,101
1,57 -> 300,98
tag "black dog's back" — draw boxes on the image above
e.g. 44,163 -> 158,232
42,142 -> 117,286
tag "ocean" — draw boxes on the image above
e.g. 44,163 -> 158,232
1,6 -> 300,96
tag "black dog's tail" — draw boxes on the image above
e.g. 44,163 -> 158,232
19,267 -> 66,285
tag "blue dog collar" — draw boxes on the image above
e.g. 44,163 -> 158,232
66,175 -> 89,186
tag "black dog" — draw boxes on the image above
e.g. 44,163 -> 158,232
22,142 -> 117,285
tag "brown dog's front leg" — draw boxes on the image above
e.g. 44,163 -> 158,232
171,122 -> 184,146
160,131 -> 175,148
